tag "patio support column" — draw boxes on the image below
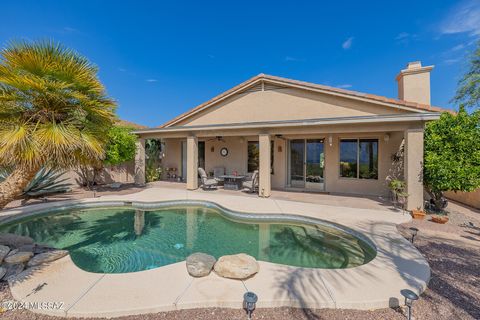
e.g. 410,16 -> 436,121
404,128 -> 424,211
259,134 -> 271,197
134,138 -> 146,185
186,135 -> 198,190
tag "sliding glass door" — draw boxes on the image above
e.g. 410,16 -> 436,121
305,139 -> 325,190
289,140 -> 305,188
288,139 -> 325,190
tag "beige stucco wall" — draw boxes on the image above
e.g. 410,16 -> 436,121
204,137 -> 248,175
445,190 -> 480,209
162,138 -> 183,176
161,130 -> 404,197
61,161 -> 136,187
176,87 -> 409,127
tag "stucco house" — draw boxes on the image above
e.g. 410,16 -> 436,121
134,61 -> 446,210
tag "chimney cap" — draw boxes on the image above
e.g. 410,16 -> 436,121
396,60 -> 434,81
407,61 -> 422,69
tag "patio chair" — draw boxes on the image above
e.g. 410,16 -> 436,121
198,168 -> 218,190
213,167 -> 225,185
242,170 -> 258,193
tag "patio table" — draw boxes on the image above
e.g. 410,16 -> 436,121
219,175 -> 245,190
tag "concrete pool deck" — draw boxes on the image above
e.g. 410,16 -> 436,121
0,187 -> 430,318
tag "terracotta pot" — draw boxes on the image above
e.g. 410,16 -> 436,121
431,215 -> 449,224
411,209 -> 426,220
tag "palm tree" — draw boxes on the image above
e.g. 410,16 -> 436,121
0,40 -> 116,208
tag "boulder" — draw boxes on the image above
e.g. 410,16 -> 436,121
6,249 -> 19,257
186,253 -> 216,277
0,267 -> 6,280
0,233 -> 34,248
27,250 -> 69,267
33,244 -> 56,254
214,253 -> 259,279
18,244 -> 35,252
4,251 -> 33,264
3,264 -> 24,281
0,233 -> 33,248
0,245 -> 10,263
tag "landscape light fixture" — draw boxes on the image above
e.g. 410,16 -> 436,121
401,289 -> 419,320
409,227 -> 419,243
243,291 -> 258,320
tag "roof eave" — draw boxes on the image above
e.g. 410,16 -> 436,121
135,112 -> 441,135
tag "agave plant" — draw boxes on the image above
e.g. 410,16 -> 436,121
0,167 -> 71,198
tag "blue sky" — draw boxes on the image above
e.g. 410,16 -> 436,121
1,0 -> 479,127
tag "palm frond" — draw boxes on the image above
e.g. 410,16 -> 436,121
0,39 -> 117,169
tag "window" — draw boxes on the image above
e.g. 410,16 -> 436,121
339,139 -> 358,178
359,139 -> 378,179
247,141 -> 274,174
340,139 -> 378,179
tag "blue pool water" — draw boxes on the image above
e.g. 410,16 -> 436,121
0,204 -> 376,273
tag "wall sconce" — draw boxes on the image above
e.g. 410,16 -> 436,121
328,135 -> 333,147
384,133 -> 390,143
210,146 -> 215,152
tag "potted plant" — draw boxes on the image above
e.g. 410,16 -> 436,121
411,207 -> 426,220
431,214 -> 449,224
388,179 -> 408,210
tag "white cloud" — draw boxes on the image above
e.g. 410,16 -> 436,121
440,0 -> 480,36
394,32 -> 419,44
342,37 -> 354,50
63,27 -> 78,33
395,32 -> 410,40
337,84 -> 353,89
443,58 -> 462,65
118,67 -> 126,72
451,44 -> 465,51
284,56 -> 304,62
145,79 -> 158,83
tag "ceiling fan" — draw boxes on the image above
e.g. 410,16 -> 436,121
206,136 -> 226,143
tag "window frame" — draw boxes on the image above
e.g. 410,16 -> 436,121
339,138 -> 379,180
247,140 -> 274,174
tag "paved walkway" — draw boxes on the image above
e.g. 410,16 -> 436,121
1,187 -> 429,318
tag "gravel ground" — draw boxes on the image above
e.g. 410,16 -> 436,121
0,202 -> 479,319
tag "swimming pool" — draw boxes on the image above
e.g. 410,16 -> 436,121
0,201 -> 376,273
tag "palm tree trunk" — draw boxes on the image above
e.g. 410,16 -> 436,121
0,166 -> 39,209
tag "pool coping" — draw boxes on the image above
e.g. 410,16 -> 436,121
0,187 -> 430,318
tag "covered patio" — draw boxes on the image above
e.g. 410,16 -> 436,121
134,120 -> 429,210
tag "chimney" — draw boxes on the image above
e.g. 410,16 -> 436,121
395,61 -> 434,105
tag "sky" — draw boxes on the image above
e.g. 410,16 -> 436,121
1,0 -> 479,127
